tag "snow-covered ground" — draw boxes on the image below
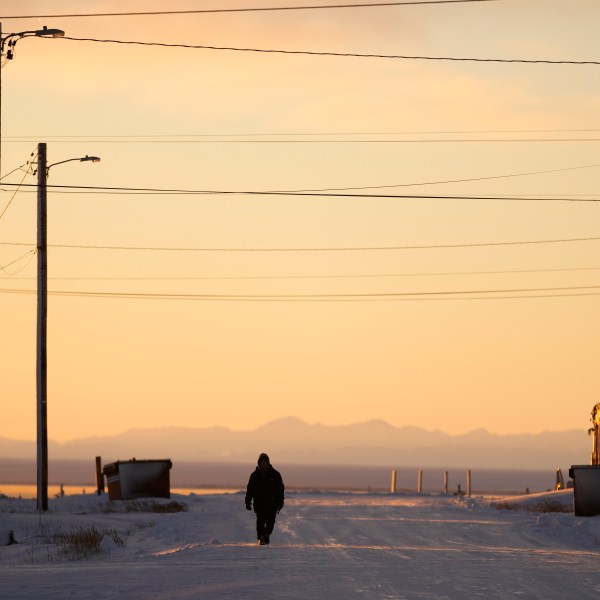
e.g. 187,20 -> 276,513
1,489 -> 600,599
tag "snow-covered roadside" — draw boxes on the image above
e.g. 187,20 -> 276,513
1,490 -> 600,599
489,488 -> 575,513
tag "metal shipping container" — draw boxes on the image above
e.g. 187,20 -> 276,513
569,465 -> 600,516
103,459 -> 172,500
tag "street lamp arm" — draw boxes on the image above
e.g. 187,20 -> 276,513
47,155 -> 101,171
46,157 -> 81,170
2,26 -> 65,41
1,26 -> 65,60
1,23 -> 65,180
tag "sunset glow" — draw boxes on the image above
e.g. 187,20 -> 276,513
1,0 -> 600,444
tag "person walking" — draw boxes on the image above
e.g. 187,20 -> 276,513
245,453 -> 285,545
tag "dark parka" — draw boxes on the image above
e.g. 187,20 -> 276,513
245,465 -> 285,513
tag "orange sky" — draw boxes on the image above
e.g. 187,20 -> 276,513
1,0 -> 600,442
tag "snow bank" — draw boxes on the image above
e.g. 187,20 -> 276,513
491,489 -> 574,513
1,491 -> 600,599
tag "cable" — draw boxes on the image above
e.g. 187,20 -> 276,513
3,289 -> 600,302
1,181 -> 600,202
0,160 -> 31,181
0,1 -> 501,20
3,249 -> 37,276
7,138 -> 600,143
0,152 -> 36,221
7,189 -> 599,199
268,163 -> 600,193
3,162 -> 599,195
59,37 -> 600,66
8,129 -> 600,138
6,189 -> 599,199
2,236 -> 600,252
0,248 -> 36,274
2,283 -> 600,302
4,266 -> 600,281
1,188 -> 600,201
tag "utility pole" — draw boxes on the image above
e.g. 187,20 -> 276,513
33,146 -> 100,512
37,142 -> 48,512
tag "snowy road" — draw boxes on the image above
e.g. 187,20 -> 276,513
2,492 -> 600,599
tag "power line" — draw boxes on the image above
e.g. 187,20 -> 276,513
7,138 -> 600,143
0,152 -> 36,221
8,129 -> 600,139
0,160 -> 30,181
0,249 -> 37,275
5,189 -> 599,199
1,182 -> 600,202
269,163 -> 600,193
4,266 -> 600,281
3,162 -> 599,195
2,283 -> 600,302
0,1 -> 501,20
2,236 -> 600,253
59,37 -> 600,66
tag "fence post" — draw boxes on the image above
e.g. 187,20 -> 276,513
418,469 -> 423,495
391,469 -> 397,494
467,469 -> 472,497
444,471 -> 449,495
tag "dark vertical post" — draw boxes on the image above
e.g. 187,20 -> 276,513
390,469 -> 397,494
444,471 -> 448,495
96,456 -> 104,495
417,469 -> 423,495
467,469 -> 472,497
37,142 -> 48,512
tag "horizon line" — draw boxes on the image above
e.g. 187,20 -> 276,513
1,416 -> 587,444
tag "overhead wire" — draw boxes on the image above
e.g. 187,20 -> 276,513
6,138 -> 600,144
0,159 -> 32,181
4,266 -> 600,281
8,129 -> 600,138
0,151 -> 36,221
267,163 -> 600,193
3,189 -> 599,199
57,37 -> 600,66
1,181 -> 600,202
2,283 -> 600,303
0,248 -> 37,275
2,236 -> 600,253
2,162 -> 599,195
0,1 -> 502,20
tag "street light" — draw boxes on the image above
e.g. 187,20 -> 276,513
1,25 -> 65,61
36,143 -> 100,512
47,155 -> 101,172
0,24 -> 65,177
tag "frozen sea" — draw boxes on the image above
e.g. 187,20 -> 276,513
1,458 -> 566,496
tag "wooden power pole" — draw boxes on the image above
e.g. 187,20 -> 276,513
37,142 -> 48,512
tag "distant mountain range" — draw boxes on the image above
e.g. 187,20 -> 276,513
0,417 -> 591,470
